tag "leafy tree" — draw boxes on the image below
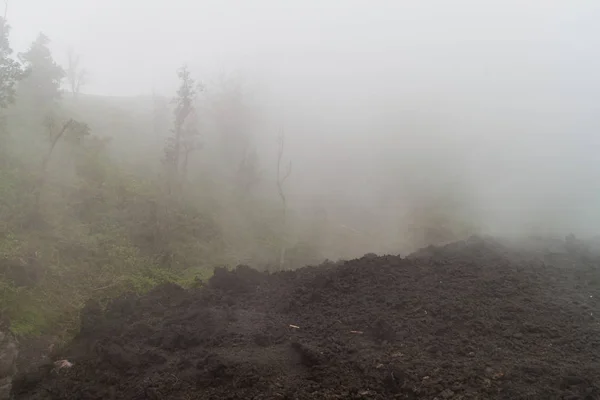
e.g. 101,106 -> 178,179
164,65 -> 201,192
18,33 -> 64,111
0,17 -> 24,109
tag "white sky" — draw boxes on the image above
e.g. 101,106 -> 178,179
7,0 -> 600,98
7,0 -> 600,236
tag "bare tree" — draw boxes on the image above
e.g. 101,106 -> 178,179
276,129 -> 292,269
35,116 -> 89,209
66,47 -> 86,98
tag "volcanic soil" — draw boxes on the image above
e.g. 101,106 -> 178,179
12,236 -> 600,399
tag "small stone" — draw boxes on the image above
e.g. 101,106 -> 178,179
440,389 -> 455,399
513,332 -> 524,339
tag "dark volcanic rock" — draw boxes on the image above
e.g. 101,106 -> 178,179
12,239 -> 600,399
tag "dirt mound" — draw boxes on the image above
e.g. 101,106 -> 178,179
12,236 -> 600,399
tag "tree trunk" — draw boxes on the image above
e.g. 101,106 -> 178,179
34,119 -> 73,210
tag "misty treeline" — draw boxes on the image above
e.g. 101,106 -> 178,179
0,17 -> 477,337
0,17 -> 327,337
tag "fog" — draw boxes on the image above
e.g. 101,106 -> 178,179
7,0 -> 600,257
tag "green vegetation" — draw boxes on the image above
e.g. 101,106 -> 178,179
0,20 -> 317,340
0,17 -> 479,341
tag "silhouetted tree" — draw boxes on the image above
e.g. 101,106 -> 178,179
18,33 -> 64,111
164,65 -> 201,193
0,17 -> 24,109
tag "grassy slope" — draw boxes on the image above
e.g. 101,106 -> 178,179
0,93 -> 217,338
0,93 -> 477,339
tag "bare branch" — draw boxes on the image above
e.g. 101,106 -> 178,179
42,119 -> 74,171
35,119 -> 75,210
282,161 -> 292,183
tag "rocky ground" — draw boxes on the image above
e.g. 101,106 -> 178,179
11,236 -> 600,399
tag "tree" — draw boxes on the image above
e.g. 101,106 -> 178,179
164,65 -> 201,192
0,17 -> 24,109
276,130 -> 292,269
35,115 -> 90,209
65,47 -> 87,98
18,33 -> 64,111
